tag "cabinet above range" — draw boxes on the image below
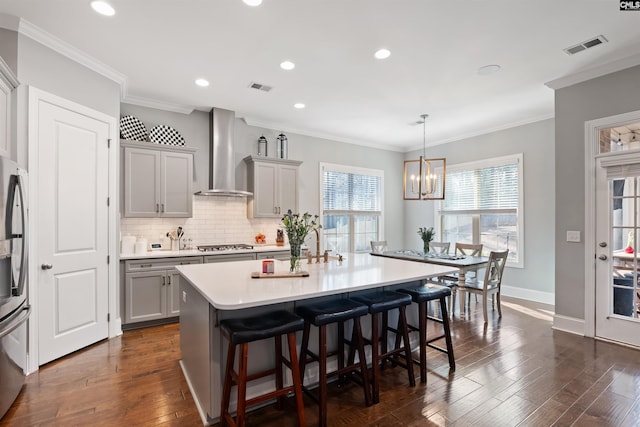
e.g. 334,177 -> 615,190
244,155 -> 302,218
121,140 -> 196,218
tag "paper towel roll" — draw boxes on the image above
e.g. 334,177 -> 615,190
134,238 -> 148,254
121,235 -> 136,254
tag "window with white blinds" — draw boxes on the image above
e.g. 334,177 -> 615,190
321,163 -> 384,253
437,154 -> 523,267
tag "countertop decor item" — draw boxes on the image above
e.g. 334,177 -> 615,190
149,125 -> 185,146
281,209 -> 321,272
403,114 -> 446,200
257,135 -> 268,156
120,115 -> 148,141
276,133 -> 288,159
418,226 -> 435,254
276,229 -> 285,246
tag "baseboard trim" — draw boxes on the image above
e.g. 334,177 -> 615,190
552,314 -> 585,336
501,285 -> 555,305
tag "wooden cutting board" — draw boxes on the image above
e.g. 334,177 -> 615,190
251,271 -> 309,279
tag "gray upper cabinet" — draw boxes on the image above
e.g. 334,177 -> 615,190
0,57 -> 19,159
122,141 -> 196,218
244,155 -> 302,218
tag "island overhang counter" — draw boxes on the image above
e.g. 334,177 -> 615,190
176,253 -> 457,425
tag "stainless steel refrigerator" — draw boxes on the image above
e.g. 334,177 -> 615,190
0,156 -> 29,419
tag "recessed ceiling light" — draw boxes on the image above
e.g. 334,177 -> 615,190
243,0 -> 263,6
374,48 -> 391,59
195,78 -> 210,87
90,1 -> 115,16
294,103 -> 305,109
477,64 -> 501,76
280,61 -> 295,71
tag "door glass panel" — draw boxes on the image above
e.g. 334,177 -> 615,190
611,178 -> 640,319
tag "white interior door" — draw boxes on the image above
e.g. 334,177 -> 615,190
36,98 -> 110,365
595,158 -> 640,346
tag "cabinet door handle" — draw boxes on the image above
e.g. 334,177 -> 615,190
161,204 -> 165,213
162,276 -> 166,286
167,276 -> 171,285
140,264 -> 152,268
156,203 -> 160,213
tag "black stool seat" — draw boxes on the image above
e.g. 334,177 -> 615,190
398,283 -> 456,383
351,291 -> 412,314
400,282 -> 451,303
220,310 -> 304,344
296,299 -> 369,326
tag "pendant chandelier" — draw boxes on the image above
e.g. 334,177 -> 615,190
403,114 -> 446,200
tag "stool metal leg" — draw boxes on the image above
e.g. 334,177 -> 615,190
399,306 -> 416,387
221,340 -> 236,427
371,312 -> 380,404
236,343 -> 249,427
439,296 -> 456,371
418,301 -> 428,383
286,332 -> 306,427
274,334 -> 284,410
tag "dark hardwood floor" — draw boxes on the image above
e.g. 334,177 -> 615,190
2,297 -> 640,426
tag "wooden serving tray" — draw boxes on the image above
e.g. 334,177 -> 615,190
251,271 -> 309,279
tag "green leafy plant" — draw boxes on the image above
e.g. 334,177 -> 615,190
417,226 -> 435,253
281,210 -> 321,272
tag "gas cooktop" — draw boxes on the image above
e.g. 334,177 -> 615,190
197,243 -> 254,252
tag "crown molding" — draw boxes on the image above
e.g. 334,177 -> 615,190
17,18 -> 127,93
122,94 -> 194,114
242,116 -> 404,153
545,51 -> 640,90
0,56 -> 19,88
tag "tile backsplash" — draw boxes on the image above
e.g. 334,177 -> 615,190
120,197 -> 282,249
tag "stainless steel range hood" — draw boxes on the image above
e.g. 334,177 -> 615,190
195,108 -> 252,197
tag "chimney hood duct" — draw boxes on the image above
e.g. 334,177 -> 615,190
195,108 -> 252,197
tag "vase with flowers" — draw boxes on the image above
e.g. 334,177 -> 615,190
417,226 -> 435,254
281,210 -> 321,273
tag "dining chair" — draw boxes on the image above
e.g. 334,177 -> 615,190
428,241 -> 450,255
456,249 -> 509,323
439,243 -> 484,306
370,240 -> 388,253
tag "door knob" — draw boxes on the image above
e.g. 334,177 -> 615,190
599,242 -> 607,247
598,255 -> 607,261
41,263 -> 53,270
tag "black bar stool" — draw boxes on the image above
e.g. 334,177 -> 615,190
296,299 -> 372,427
398,283 -> 455,383
220,310 -> 306,427
351,291 -> 415,404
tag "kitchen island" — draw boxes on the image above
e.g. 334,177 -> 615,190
177,253 -> 456,425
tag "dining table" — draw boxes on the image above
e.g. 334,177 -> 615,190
370,250 -> 490,315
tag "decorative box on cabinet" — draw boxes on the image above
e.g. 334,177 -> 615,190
123,257 -> 202,326
122,140 -> 196,218
244,155 -> 302,218
0,57 -> 19,159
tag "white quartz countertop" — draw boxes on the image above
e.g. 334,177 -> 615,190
119,245 -> 290,260
176,253 -> 458,310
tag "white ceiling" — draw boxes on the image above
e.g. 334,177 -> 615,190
2,1 -> 640,152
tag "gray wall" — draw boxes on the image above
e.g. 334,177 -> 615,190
403,119 -> 556,302
555,65 -> 640,320
17,34 -> 120,119
0,28 -> 18,74
119,104 -> 407,250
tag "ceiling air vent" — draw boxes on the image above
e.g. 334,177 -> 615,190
249,82 -> 273,92
563,35 -> 608,55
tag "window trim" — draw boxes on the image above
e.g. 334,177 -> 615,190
435,153 -> 524,268
319,162 -> 385,253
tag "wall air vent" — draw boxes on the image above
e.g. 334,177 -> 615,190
563,35 -> 608,55
249,82 -> 273,92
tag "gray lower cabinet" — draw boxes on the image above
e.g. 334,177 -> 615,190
123,257 -> 203,325
256,250 -> 292,261
204,253 -> 255,263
